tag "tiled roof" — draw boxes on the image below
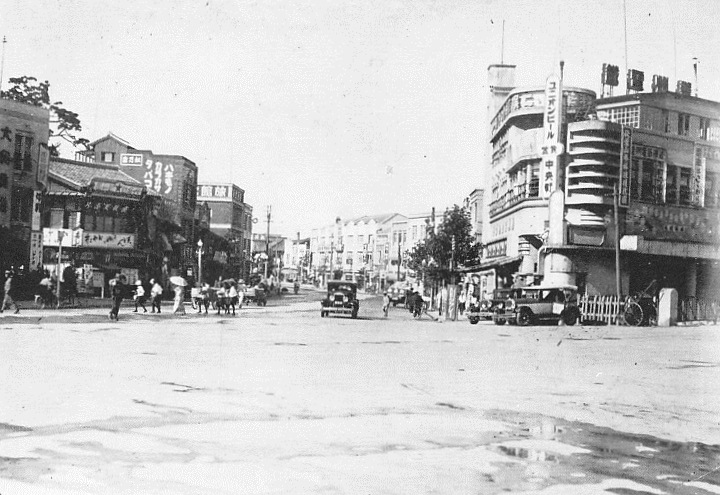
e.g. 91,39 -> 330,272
49,158 -> 143,189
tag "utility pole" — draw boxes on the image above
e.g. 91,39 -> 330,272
0,36 -> 6,95
613,182 -> 622,302
56,231 -> 65,309
264,205 -> 271,279
396,235 -> 402,282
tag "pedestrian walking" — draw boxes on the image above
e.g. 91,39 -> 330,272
227,282 -> 239,316
133,280 -> 148,313
149,279 -> 163,313
108,273 -> 126,321
38,270 -> 53,309
458,289 -> 467,316
172,282 -> 186,315
382,291 -> 390,317
62,262 -> 78,306
412,290 -> 424,318
1,270 -> 20,314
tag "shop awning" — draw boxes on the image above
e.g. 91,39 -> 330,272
159,233 -> 173,252
172,233 -> 187,245
461,255 -> 523,272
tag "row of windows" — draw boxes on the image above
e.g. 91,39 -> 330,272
629,161 -> 720,207
600,104 -> 720,143
598,105 -> 640,127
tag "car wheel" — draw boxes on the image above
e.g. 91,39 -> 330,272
351,309 -> 358,319
517,308 -> 533,326
561,310 -> 578,326
493,317 -> 505,325
469,317 -> 480,325
321,310 -> 326,317
392,301 -> 397,307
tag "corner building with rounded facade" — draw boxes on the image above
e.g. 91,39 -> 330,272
480,65 -> 720,302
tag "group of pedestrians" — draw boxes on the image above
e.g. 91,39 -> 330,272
382,288 -> 426,318
109,274 -> 164,321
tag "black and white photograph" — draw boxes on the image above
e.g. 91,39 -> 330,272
1,0 -> 719,493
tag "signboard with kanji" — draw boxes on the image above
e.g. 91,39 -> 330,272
143,158 -> 175,195
541,75 -> 562,199
619,126 -> 633,206
82,232 -> 136,249
42,228 -> 83,247
120,154 -> 143,166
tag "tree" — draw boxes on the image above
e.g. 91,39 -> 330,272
1,76 -> 89,156
407,205 -> 481,284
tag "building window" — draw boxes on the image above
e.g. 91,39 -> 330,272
678,113 -> 691,136
10,186 -> 33,222
679,168 -> 692,205
665,165 -> 678,204
705,172 -> 719,208
49,208 -> 64,228
13,134 -> 33,171
662,110 -> 670,133
597,105 -> 639,127
102,152 -> 115,163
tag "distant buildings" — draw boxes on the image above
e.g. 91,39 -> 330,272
309,212 -> 436,289
196,183 -> 253,281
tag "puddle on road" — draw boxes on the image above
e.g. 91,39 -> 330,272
484,409 -> 720,494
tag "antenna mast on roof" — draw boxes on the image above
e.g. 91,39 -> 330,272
0,36 -> 7,95
693,58 -> 699,97
500,19 -> 505,64
623,0 -> 629,94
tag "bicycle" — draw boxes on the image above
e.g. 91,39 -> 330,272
623,280 -> 658,326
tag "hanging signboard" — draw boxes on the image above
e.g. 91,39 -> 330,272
619,126 -> 633,206
693,145 -> 707,207
42,228 -> 83,247
29,232 -> 43,271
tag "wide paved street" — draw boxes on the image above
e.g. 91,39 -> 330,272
1,293 -> 720,494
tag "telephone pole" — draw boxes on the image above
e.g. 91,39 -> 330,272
264,205 -> 271,279
0,36 -> 7,95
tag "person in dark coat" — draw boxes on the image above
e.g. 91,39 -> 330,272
109,273 -> 127,321
412,290 -> 424,318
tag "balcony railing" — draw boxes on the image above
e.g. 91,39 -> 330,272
489,182 -> 541,217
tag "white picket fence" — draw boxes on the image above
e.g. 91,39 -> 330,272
578,295 -> 625,325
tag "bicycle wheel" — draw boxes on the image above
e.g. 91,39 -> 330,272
624,302 -> 644,326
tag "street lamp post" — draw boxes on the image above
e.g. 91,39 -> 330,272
197,239 -> 203,286
56,231 -> 66,309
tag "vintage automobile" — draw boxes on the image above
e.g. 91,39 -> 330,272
493,285 -> 581,326
321,281 -> 360,318
466,288 -> 514,324
387,281 -> 410,307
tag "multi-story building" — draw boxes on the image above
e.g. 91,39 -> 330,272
83,133 -> 199,278
196,183 -> 253,280
463,189 -> 484,245
42,157 -> 157,292
479,63 -> 720,301
0,99 -> 50,272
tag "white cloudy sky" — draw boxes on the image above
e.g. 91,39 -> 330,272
2,0 -> 718,236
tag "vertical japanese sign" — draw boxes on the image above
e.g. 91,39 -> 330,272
619,126 -> 633,206
541,75 -> 563,199
693,145 -> 707,207
29,231 -> 43,271
143,158 -> 175,196
36,142 -> 49,189
0,125 -> 12,228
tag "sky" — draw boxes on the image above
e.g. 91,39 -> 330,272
2,0 -> 719,237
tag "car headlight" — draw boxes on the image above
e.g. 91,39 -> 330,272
506,299 -> 516,310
